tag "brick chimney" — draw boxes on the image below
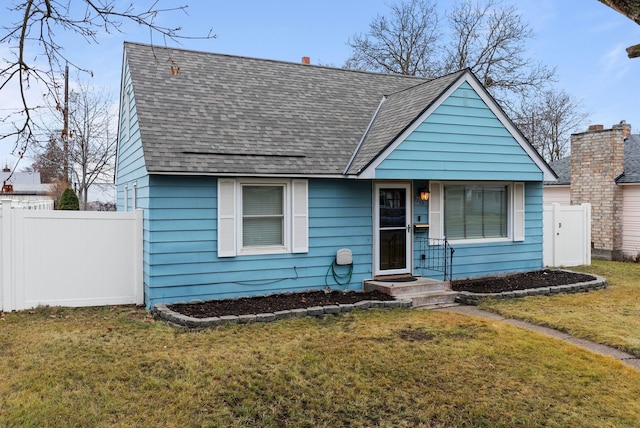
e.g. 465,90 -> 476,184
301,56 -> 310,65
570,123 -> 626,260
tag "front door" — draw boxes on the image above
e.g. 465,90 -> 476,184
374,182 -> 411,276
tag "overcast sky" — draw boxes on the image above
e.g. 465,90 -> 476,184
1,0 -> 639,169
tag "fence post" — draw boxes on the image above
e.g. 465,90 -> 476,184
134,209 -> 144,306
583,203 -> 592,266
1,199 -> 13,311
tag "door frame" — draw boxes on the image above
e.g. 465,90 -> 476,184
373,181 -> 412,276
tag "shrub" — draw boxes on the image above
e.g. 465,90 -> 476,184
58,188 -> 79,210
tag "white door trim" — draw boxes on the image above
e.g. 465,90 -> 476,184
373,182 -> 412,276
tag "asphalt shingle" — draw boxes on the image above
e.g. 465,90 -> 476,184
124,42 -> 465,176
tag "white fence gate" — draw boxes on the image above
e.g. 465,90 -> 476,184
543,203 -> 591,267
0,200 -> 143,311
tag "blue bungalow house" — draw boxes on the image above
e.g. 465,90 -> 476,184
116,42 -> 556,308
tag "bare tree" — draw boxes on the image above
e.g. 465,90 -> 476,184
67,83 -> 116,210
514,89 -> 590,162
345,0 -> 442,77
443,0 -> 556,104
1,1 -> 214,178
344,0 -> 555,105
25,133 -> 65,182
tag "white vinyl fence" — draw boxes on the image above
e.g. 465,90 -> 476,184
543,203 -> 591,267
0,199 -> 143,311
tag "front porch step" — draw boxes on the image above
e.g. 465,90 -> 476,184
364,277 -> 448,296
364,277 -> 459,309
402,291 -> 459,309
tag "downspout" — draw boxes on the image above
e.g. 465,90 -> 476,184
343,96 -> 387,175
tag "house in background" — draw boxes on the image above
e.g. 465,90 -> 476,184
116,43 -> 555,308
0,167 -> 54,205
544,122 -> 640,260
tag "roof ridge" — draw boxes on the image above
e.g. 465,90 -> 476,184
383,68 -> 469,97
124,41 -> 434,82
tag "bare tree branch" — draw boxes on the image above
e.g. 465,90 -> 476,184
344,0 -> 556,108
345,0 -> 441,77
1,0 -> 216,181
513,89 -> 590,162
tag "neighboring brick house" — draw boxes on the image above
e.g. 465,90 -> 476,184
544,121 -> 640,260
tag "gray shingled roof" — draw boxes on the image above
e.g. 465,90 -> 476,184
617,134 -> 640,183
547,135 -> 640,185
546,157 -> 570,185
124,42 -> 467,176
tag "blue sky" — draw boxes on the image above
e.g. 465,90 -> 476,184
1,0 -> 639,168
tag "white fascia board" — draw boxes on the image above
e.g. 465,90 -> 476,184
358,71 -> 557,182
114,50 -> 128,185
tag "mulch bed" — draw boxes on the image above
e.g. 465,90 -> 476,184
168,290 -> 395,318
452,269 -> 596,293
167,270 -> 596,318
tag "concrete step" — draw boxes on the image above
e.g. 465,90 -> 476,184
404,290 -> 459,309
364,277 -> 449,296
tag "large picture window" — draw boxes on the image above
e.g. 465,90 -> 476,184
444,184 -> 508,240
428,181 -> 525,243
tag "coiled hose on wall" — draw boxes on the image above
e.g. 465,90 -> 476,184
325,257 -> 353,289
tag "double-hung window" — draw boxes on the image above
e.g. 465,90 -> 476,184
218,178 -> 308,257
242,184 -> 285,247
429,181 -> 525,243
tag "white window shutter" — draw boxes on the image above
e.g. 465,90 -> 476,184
429,181 -> 443,240
513,182 -> 525,241
291,179 -> 309,253
218,179 -> 237,257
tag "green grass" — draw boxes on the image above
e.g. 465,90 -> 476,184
480,259 -> 640,357
1,303 -> 640,427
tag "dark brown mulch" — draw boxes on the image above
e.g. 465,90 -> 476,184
167,270 -> 597,318
452,269 -> 596,294
168,290 -> 395,318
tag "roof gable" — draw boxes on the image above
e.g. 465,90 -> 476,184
358,73 -> 556,181
344,70 -> 465,174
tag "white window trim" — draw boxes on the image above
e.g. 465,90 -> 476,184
430,181 -> 525,245
217,178 -> 308,257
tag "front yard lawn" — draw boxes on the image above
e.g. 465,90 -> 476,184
1,300 -> 640,427
480,259 -> 640,357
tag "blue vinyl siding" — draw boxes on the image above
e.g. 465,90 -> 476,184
116,60 -> 148,211
144,177 -> 373,307
413,181 -> 544,280
376,83 -> 543,181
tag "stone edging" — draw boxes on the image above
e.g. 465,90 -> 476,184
455,272 -> 607,306
152,298 -> 414,329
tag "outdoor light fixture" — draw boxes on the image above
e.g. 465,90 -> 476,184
419,188 -> 430,201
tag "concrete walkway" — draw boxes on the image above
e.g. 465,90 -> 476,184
437,305 -> 640,371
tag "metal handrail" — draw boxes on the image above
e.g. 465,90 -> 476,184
415,237 -> 455,281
